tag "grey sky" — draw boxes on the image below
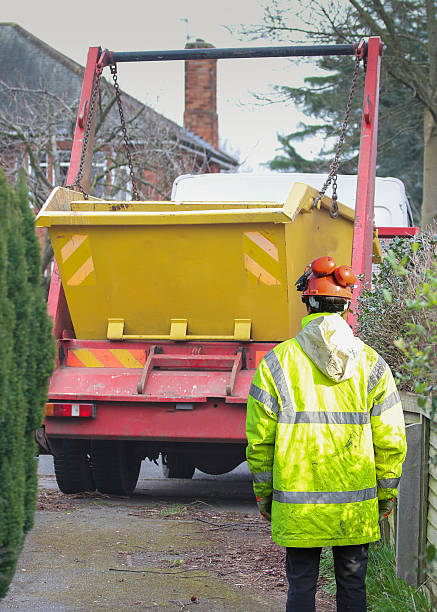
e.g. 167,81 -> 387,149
4,0 -> 318,170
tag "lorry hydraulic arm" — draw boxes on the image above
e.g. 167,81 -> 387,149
349,37 -> 382,327
56,39 -> 382,336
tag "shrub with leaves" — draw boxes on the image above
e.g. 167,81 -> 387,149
0,170 -> 55,598
357,226 -> 436,411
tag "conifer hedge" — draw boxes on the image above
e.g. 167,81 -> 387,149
0,170 -> 55,598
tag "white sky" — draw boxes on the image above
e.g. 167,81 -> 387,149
4,0 -> 322,170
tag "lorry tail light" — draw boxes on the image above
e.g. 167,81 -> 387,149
45,402 -> 96,418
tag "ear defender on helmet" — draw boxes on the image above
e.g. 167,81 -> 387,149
295,257 -> 357,300
334,265 -> 357,287
310,256 -> 336,277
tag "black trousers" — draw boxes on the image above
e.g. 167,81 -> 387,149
285,544 -> 369,612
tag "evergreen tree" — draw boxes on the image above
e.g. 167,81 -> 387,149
0,173 -> 16,598
269,55 -> 423,220
0,170 -> 54,598
243,0 -> 436,225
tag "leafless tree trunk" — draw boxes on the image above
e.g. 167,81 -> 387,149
422,107 -> 437,227
421,0 -> 437,226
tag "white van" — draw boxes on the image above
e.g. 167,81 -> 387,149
172,172 -> 414,228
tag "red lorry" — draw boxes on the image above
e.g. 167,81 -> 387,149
36,37 -> 409,495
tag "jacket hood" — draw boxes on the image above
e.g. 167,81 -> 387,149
295,313 -> 364,382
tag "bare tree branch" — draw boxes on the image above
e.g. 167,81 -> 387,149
0,77 -> 227,278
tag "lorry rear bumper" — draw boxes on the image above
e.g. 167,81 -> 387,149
44,339 -> 278,445
44,399 -> 247,443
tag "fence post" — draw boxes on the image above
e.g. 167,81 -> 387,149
396,394 -> 429,585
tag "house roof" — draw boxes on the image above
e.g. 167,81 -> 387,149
0,23 -> 238,170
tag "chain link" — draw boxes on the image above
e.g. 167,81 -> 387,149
312,54 -> 361,218
67,65 -> 104,199
110,64 -> 140,201
68,61 -> 140,201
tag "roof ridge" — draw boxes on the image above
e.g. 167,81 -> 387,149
0,22 -> 86,78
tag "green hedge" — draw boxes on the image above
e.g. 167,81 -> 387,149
0,170 -> 55,598
356,229 -> 436,409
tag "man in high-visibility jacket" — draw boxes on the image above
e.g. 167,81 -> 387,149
246,256 -> 407,612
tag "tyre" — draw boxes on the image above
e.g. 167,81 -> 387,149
161,453 -> 195,479
193,448 -> 246,475
91,441 -> 141,495
54,439 -> 95,494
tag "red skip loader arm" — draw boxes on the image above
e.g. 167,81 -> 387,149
348,37 -> 383,328
66,46 -> 101,193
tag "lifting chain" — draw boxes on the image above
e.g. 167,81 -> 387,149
67,64 -> 104,198
110,64 -> 140,201
68,61 -> 140,201
312,52 -> 362,218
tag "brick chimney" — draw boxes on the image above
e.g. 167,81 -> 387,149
184,39 -> 218,150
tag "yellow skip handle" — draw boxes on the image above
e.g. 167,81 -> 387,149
107,318 -> 252,342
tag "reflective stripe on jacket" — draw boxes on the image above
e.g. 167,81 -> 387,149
246,312 -> 407,548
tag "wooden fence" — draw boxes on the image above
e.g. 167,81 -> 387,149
392,393 -> 436,601
428,417 -> 437,598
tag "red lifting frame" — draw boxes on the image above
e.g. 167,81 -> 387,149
66,46 -> 101,193
348,37 -> 383,328
378,227 -> 419,238
52,39 -> 383,338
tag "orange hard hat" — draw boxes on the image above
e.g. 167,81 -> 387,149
295,256 -> 357,299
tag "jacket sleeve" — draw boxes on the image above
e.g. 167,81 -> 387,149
368,356 -> 407,501
246,357 -> 279,500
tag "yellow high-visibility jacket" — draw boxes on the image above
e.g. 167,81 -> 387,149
246,312 -> 407,548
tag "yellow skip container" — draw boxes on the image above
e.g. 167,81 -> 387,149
36,183 -> 356,342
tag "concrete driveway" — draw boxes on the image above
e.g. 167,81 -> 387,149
0,460 -> 288,612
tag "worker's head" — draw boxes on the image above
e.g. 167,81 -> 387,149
295,256 -> 357,314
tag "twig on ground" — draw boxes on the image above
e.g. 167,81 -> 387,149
253,572 -> 267,583
168,599 -> 199,611
168,600 -> 186,611
195,517 -> 225,527
194,517 -> 242,530
108,568 -> 208,578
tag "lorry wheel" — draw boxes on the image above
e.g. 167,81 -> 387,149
193,450 -> 246,475
53,439 -> 95,494
161,453 -> 195,479
91,441 -> 141,495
